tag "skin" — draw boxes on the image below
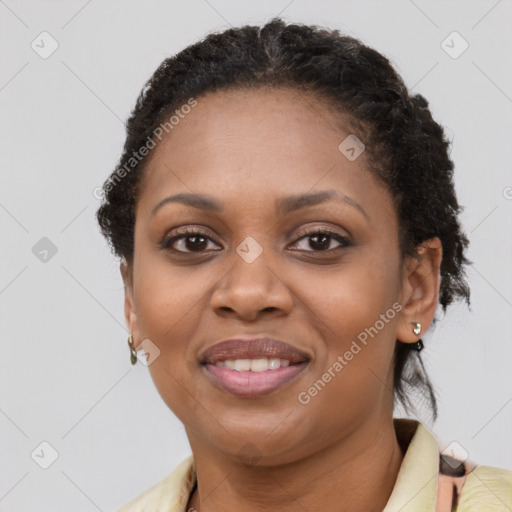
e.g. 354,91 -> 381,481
121,87 -> 442,512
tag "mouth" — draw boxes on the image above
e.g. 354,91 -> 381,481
199,337 -> 311,398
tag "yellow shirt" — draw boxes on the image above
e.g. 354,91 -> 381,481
117,418 -> 512,511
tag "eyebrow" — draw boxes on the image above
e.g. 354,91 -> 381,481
151,193 -> 224,216
276,189 -> 368,219
150,189 -> 368,219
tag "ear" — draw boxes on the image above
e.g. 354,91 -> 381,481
120,259 -> 142,350
396,237 -> 442,344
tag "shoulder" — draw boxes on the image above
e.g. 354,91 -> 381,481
393,419 -> 512,511
117,455 -> 196,512
457,464 -> 512,511
437,452 -> 512,511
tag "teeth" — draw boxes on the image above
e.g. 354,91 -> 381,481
214,358 -> 293,371
234,359 -> 251,371
268,358 -> 281,370
250,358 -> 269,372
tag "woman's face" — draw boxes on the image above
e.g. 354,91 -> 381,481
123,87 -> 417,464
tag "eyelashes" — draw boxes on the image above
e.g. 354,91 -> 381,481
160,227 -> 218,253
160,226 -> 352,255
289,227 -> 351,252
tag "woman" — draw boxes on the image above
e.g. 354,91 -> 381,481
96,18 -> 511,512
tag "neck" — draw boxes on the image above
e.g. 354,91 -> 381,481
186,417 -> 405,512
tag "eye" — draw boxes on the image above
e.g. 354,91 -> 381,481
161,226 -> 351,255
288,228 -> 351,252
160,227 -> 221,253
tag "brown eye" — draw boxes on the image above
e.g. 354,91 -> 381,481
161,228 -> 221,253
289,229 -> 351,252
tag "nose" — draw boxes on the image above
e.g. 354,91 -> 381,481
210,251 -> 294,322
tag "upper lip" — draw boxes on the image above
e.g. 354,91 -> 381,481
200,337 -> 311,365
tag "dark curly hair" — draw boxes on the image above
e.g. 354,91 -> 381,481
96,18 -> 471,421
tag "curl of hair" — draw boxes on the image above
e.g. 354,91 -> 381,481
97,18 -> 471,421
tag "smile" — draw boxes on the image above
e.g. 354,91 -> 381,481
202,359 -> 309,397
213,357 -> 291,371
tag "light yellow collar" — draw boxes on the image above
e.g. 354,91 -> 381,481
118,418 -> 443,512
383,418 -> 439,511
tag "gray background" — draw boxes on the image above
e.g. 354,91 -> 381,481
1,0 -> 511,510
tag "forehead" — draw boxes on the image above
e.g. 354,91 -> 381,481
136,87 -> 392,221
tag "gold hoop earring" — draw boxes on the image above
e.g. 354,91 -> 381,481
127,334 -> 138,365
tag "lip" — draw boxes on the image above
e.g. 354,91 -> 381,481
200,337 -> 310,364
203,362 -> 309,397
199,337 -> 311,398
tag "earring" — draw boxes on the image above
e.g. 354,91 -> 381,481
411,322 -> 423,352
411,339 -> 424,352
127,334 -> 138,365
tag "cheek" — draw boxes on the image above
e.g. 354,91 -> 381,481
133,243 -> 207,334
132,251 -> 209,384
302,248 -> 401,340
132,257 -> 206,418
297,250 -> 401,396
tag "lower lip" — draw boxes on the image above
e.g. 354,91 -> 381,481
203,362 -> 308,397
